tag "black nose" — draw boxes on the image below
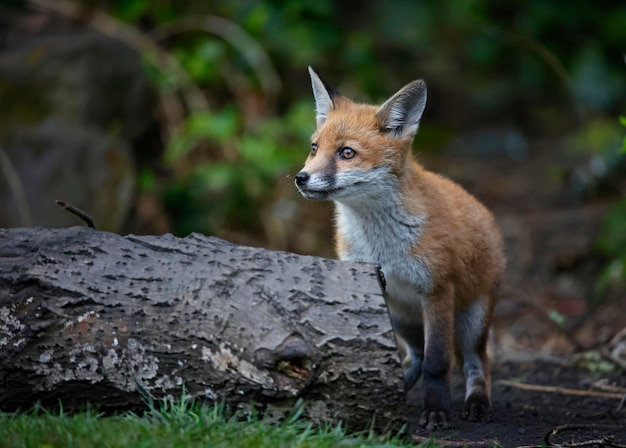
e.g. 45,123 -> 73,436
295,172 -> 309,187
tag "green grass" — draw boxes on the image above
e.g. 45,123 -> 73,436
0,396 -> 425,448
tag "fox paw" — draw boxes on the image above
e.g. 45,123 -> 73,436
418,408 -> 450,431
463,393 -> 491,423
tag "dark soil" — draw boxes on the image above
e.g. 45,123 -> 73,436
408,360 -> 626,447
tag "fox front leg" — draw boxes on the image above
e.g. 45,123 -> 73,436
389,314 -> 424,392
418,285 -> 454,431
388,289 -> 452,431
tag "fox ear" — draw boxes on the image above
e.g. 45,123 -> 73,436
376,80 -> 427,139
308,66 -> 339,127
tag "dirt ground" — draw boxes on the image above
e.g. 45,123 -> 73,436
411,359 -> 626,448
406,289 -> 626,447
409,352 -> 626,447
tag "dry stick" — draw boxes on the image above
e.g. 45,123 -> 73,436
497,380 -> 625,400
517,423 -> 626,448
412,434 -> 501,447
551,440 -> 625,448
544,423 -> 626,448
592,381 -> 626,394
588,381 -> 626,413
55,201 -> 96,229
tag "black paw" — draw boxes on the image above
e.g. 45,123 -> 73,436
463,393 -> 492,423
418,408 -> 450,431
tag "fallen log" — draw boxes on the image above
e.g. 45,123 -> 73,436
0,227 -> 405,430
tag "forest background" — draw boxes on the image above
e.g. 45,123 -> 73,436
1,0 -> 625,354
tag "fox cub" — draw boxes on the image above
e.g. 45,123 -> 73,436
295,68 -> 506,430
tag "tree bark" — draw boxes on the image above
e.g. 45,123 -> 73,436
0,227 -> 405,430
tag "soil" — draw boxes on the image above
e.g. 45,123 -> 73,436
408,359 -> 626,447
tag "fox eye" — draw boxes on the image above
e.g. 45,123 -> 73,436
339,147 -> 357,160
310,143 -> 318,157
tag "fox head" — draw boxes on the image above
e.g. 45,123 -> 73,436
295,67 -> 427,204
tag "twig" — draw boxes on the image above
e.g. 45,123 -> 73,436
544,423 -> 626,447
0,145 -> 32,226
497,380 -> 625,399
592,381 -> 626,395
584,378 -> 626,411
55,200 -> 96,229
553,440 -> 624,448
412,434 -> 501,447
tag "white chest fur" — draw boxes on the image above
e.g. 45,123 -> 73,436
335,201 -> 432,316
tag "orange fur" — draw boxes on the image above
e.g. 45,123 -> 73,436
296,68 -> 506,431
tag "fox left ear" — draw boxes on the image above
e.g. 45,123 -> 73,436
376,80 -> 427,139
308,66 -> 339,127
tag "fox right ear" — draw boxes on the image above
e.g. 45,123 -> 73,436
376,80 -> 427,140
308,66 -> 338,127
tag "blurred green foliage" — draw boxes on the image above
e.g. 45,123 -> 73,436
595,116 -> 626,295
99,0 -> 626,259
160,102 -> 311,236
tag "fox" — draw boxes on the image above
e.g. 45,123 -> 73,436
295,67 -> 506,431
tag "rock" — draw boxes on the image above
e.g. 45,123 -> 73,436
0,16 -> 161,231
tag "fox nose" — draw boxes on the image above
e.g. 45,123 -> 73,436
295,172 -> 309,187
